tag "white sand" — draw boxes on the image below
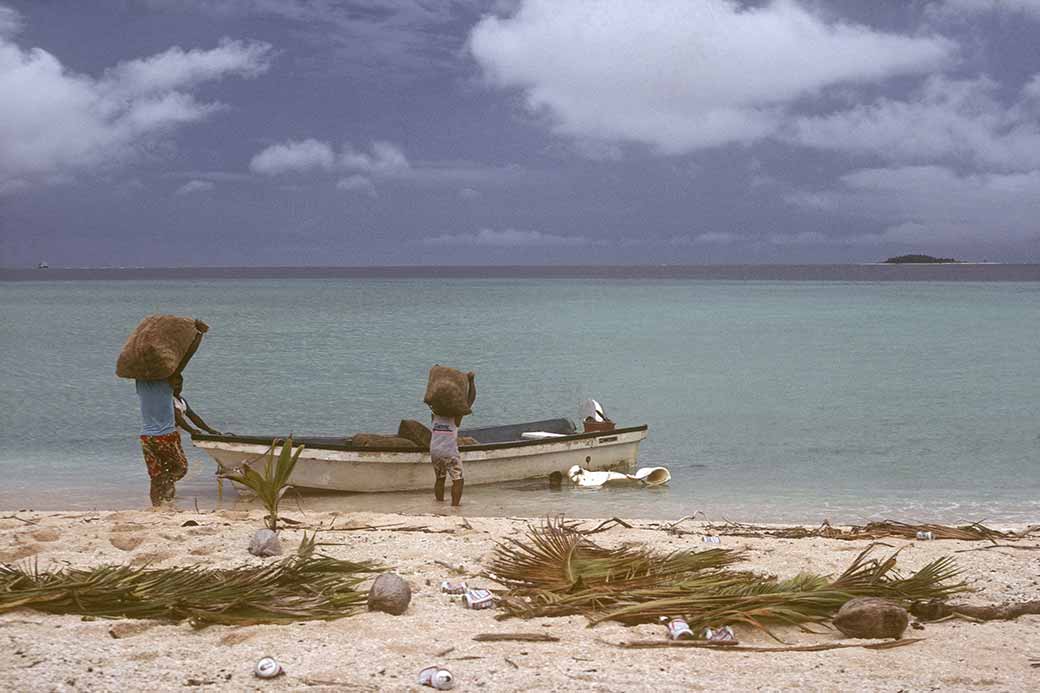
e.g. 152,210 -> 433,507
1,509 -> 1038,692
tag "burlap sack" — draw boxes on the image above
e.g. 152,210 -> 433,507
351,434 -> 419,449
397,420 -> 432,450
423,365 -> 475,417
116,315 -> 209,380
458,436 -> 479,446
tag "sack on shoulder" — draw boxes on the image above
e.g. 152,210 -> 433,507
116,315 -> 208,380
423,365 -> 475,417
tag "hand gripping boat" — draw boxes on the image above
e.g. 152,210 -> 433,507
192,418 -> 649,493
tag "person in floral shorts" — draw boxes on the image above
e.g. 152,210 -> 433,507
136,378 -> 188,506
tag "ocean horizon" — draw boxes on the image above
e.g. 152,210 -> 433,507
3,263 -> 1040,282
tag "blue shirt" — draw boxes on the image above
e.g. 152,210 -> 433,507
136,379 -> 175,436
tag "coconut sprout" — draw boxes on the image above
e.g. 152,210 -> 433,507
220,436 -> 303,531
487,518 -> 966,637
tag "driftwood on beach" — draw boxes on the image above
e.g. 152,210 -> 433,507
912,599 -> 1040,622
699,520 -> 1036,542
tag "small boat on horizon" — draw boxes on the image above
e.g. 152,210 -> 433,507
192,417 -> 649,493
36,261 -> 49,269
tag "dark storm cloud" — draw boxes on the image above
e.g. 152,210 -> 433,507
1,0 -> 1039,267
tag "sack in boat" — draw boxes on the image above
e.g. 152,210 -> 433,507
397,419 -> 432,450
351,434 -> 419,449
423,365 -> 475,417
458,435 -> 479,446
116,314 -> 208,380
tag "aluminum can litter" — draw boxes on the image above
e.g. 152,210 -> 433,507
702,625 -> 736,643
441,580 -> 468,595
418,666 -> 455,690
916,531 -> 934,541
463,588 -> 495,609
702,535 -> 721,544
254,656 -> 284,679
664,617 -> 695,641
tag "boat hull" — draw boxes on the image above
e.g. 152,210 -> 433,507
192,426 -> 648,493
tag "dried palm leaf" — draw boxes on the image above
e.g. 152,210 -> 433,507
0,540 -> 379,627
489,519 -> 966,638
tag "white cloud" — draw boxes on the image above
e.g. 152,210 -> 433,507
458,187 -> 480,199
174,179 -> 215,195
470,0 -> 954,153
250,139 -> 410,177
788,165 -> 1040,246
0,176 -> 28,195
144,0 -> 463,75
341,140 -> 409,174
425,228 -> 588,247
102,38 -> 271,98
1023,74 -> 1040,103
694,231 -> 746,245
929,0 -> 1040,19
250,139 -> 335,175
786,76 -> 1040,171
336,174 -> 377,196
767,231 -> 829,246
0,19 -> 272,187
0,5 -> 21,36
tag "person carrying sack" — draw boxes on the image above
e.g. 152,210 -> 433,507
118,316 -> 213,506
424,366 -> 475,506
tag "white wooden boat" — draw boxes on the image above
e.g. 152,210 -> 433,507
191,418 -> 649,493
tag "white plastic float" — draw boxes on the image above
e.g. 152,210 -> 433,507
567,464 -> 671,488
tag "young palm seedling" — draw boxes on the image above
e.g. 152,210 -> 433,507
221,436 -> 303,532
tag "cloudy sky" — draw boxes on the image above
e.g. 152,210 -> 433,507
1,0 -> 1039,266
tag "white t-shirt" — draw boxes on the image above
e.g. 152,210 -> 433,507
430,414 -> 460,459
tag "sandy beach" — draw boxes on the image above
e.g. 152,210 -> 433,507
2,508 -> 1038,692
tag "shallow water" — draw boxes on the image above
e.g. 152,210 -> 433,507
2,271 -> 1038,522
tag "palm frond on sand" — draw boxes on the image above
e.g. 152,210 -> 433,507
487,518 -> 966,636
0,540 -> 379,627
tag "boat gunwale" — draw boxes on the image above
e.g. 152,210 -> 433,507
191,424 -> 649,454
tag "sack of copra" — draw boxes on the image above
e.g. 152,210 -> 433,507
397,419 -> 432,450
351,434 -> 420,449
116,314 -> 208,380
423,365 -> 475,417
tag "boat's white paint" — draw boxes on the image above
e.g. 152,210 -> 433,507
193,427 -> 648,493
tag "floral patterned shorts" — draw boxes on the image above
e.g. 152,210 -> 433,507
432,455 -> 463,481
140,432 -> 188,482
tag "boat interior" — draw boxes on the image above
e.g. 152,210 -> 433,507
192,418 -> 579,449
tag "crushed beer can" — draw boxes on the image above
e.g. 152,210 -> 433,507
441,580 -> 468,595
418,665 -> 455,690
661,616 -> 695,641
254,656 -> 284,679
702,626 -> 736,643
916,531 -> 934,540
463,588 -> 495,609
702,535 -> 721,544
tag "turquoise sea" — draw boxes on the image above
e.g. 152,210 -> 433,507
2,267 -> 1038,522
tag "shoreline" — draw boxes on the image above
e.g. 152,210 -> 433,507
5,476 -> 1039,525
3,509 -> 1038,691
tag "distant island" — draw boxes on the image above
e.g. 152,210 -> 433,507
883,254 -> 959,264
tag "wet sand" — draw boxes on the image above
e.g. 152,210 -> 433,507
1,509 -> 1038,692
